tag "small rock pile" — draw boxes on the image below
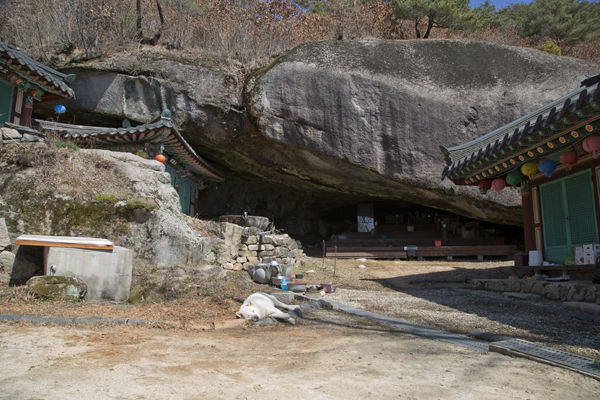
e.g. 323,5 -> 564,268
223,227 -> 304,271
0,126 -> 43,144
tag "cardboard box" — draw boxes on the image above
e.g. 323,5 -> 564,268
583,253 -> 596,265
583,243 -> 600,255
575,246 -> 585,265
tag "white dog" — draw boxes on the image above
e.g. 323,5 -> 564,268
236,292 -> 300,324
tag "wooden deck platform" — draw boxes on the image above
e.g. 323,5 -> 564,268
326,228 -> 518,260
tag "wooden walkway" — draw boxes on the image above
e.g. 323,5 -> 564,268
325,229 -> 517,260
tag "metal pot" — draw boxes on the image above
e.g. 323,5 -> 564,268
287,283 -> 306,293
248,264 -> 271,284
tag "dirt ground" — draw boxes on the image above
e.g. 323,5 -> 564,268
1,258 -> 599,399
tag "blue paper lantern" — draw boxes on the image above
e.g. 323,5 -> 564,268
54,105 -> 66,114
538,159 -> 556,178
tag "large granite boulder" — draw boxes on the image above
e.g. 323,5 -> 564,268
243,40 -> 599,225
43,40 -> 599,231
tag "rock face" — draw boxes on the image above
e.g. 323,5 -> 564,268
26,275 -> 88,300
43,40 -> 599,234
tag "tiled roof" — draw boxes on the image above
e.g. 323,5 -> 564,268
33,113 -> 223,182
442,75 -> 600,183
0,40 -> 74,98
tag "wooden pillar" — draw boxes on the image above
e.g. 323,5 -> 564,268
20,96 -> 34,127
521,182 -> 535,252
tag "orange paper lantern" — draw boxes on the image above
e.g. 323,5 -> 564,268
155,154 -> 166,163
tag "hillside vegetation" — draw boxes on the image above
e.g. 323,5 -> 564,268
0,0 -> 598,69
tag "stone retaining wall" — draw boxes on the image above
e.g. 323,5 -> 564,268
222,227 -> 303,271
472,278 -> 599,304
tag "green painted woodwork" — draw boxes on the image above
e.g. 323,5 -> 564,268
178,177 -> 191,215
0,79 -> 14,124
540,169 -> 598,264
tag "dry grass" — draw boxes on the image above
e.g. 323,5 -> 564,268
0,141 -> 129,202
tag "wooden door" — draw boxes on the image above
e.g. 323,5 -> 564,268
540,169 -> 599,263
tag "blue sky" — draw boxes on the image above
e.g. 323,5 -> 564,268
471,0 -> 598,9
470,1 -> 532,9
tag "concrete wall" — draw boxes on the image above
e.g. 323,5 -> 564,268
45,246 -> 132,301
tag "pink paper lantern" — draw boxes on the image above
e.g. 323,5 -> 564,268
492,178 -> 506,192
583,136 -> 600,158
559,150 -> 578,170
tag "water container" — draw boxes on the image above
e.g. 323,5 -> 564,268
528,250 -> 543,266
281,278 -> 288,291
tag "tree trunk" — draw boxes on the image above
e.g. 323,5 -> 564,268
423,16 -> 434,39
137,0 -> 164,45
415,18 -> 422,39
136,0 -> 143,40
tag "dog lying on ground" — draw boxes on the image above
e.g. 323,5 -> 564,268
236,292 -> 300,324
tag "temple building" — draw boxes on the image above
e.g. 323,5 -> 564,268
1,39 -> 222,216
442,75 -> 600,266
0,40 -> 73,127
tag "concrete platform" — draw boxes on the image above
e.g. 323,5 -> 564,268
44,246 -> 132,302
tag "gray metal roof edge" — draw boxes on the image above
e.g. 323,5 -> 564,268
169,124 -> 224,182
442,77 -> 600,179
0,40 -> 74,97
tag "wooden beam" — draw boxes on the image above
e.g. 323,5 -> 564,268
16,235 -> 114,251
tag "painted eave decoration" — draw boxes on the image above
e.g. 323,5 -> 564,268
0,39 -> 74,101
33,111 -> 223,182
441,75 -> 600,186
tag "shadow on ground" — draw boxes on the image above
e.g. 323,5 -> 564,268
360,264 -> 600,359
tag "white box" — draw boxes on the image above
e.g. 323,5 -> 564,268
583,253 -> 596,265
575,246 -> 585,265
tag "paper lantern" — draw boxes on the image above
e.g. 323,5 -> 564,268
521,162 -> 538,179
583,136 -> 600,158
505,171 -> 522,186
492,178 -> 506,192
478,179 -> 492,194
559,150 -> 578,170
537,159 -> 556,178
54,104 -> 66,114
155,154 -> 166,163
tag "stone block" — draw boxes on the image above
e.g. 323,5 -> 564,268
264,244 -> 275,251
258,250 -> 275,257
521,281 -> 534,293
275,247 -> 291,258
238,250 -> 257,257
544,284 -> 561,300
505,280 -> 522,293
236,256 -> 247,264
562,301 -> 600,315
260,235 -> 274,245
247,256 -> 259,264
233,263 -> 243,271
243,235 -> 258,245
21,134 -> 41,142
261,256 -> 276,264
0,250 -> 15,274
248,244 -> 266,251
0,217 -> 10,250
486,280 -> 505,292
222,262 -> 235,270
584,286 -> 597,302
1,127 -> 21,140
238,244 -> 248,251
242,262 -> 250,271
530,282 -> 546,295
46,246 -> 133,302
